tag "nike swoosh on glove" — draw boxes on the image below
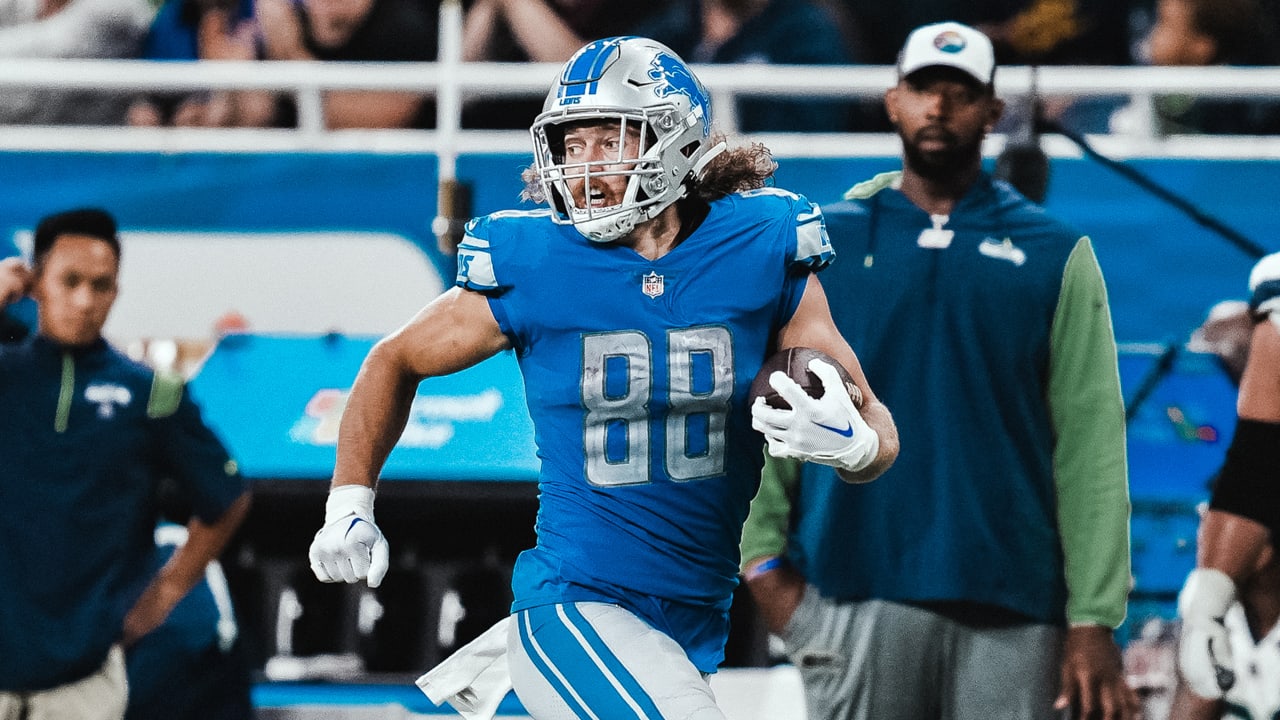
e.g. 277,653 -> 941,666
751,357 -> 879,473
309,484 -> 391,588
1177,567 -> 1238,699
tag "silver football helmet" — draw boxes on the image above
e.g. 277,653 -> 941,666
531,36 -> 715,242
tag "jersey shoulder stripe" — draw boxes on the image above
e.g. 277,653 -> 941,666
795,203 -> 833,270
456,209 -> 554,292
729,187 -> 834,271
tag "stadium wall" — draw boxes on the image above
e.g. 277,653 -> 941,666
1,149 -> 1275,346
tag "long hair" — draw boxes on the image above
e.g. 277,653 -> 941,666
692,136 -> 777,200
519,132 -> 777,205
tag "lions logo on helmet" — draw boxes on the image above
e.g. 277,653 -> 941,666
530,36 -> 716,243
648,52 -> 711,138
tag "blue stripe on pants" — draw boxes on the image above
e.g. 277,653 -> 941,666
518,609 -> 592,719
518,605 -> 666,719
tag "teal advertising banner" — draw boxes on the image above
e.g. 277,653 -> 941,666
189,334 -> 539,482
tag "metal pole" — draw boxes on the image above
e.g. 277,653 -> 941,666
433,0 -> 466,255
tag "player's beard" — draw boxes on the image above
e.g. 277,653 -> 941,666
571,177 -> 623,211
901,126 -> 983,184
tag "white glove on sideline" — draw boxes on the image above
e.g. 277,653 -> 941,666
750,358 -> 879,473
309,485 -> 390,588
1177,567 -> 1238,698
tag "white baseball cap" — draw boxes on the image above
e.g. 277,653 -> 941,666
897,22 -> 995,86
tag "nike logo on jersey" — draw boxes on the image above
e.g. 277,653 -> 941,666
978,237 -> 1027,266
814,420 -> 854,437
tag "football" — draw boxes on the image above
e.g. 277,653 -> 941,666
748,347 -> 863,410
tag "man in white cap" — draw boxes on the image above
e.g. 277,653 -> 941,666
740,21 -> 1141,720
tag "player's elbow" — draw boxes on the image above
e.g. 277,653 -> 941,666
366,333 -> 424,384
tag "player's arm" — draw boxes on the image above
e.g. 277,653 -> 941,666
1178,315 -> 1280,699
1205,314 -> 1280,553
1208,253 -> 1280,540
331,287 -> 511,491
1179,256 -> 1280,699
1192,511 -> 1270,587
742,273 -> 895,631
771,273 -> 899,483
311,287 -> 511,587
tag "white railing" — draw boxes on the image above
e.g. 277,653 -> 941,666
8,60 -> 1280,158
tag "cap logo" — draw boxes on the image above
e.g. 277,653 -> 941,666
933,30 -> 967,54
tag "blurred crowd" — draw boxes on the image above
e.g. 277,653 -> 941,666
3,0 -> 1280,133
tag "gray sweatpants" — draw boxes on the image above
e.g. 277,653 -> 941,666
781,589 -> 1064,720
0,646 -> 127,720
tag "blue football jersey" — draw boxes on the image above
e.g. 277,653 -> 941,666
456,189 -> 831,609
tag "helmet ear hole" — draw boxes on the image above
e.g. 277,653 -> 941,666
643,174 -> 669,197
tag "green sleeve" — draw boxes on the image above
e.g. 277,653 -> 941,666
1048,237 -> 1132,628
739,450 -> 803,572
147,369 -> 186,419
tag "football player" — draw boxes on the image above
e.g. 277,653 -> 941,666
307,36 -> 898,719
1174,252 -> 1280,720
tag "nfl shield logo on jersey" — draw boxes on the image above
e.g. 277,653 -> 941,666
642,271 -> 664,298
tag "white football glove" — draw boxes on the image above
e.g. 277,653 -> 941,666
751,358 -> 879,473
1177,568 -> 1238,699
309,484 -> 390,588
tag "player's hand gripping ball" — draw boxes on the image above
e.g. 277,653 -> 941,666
748,347 -> 863,410
749,347 -> 878,474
